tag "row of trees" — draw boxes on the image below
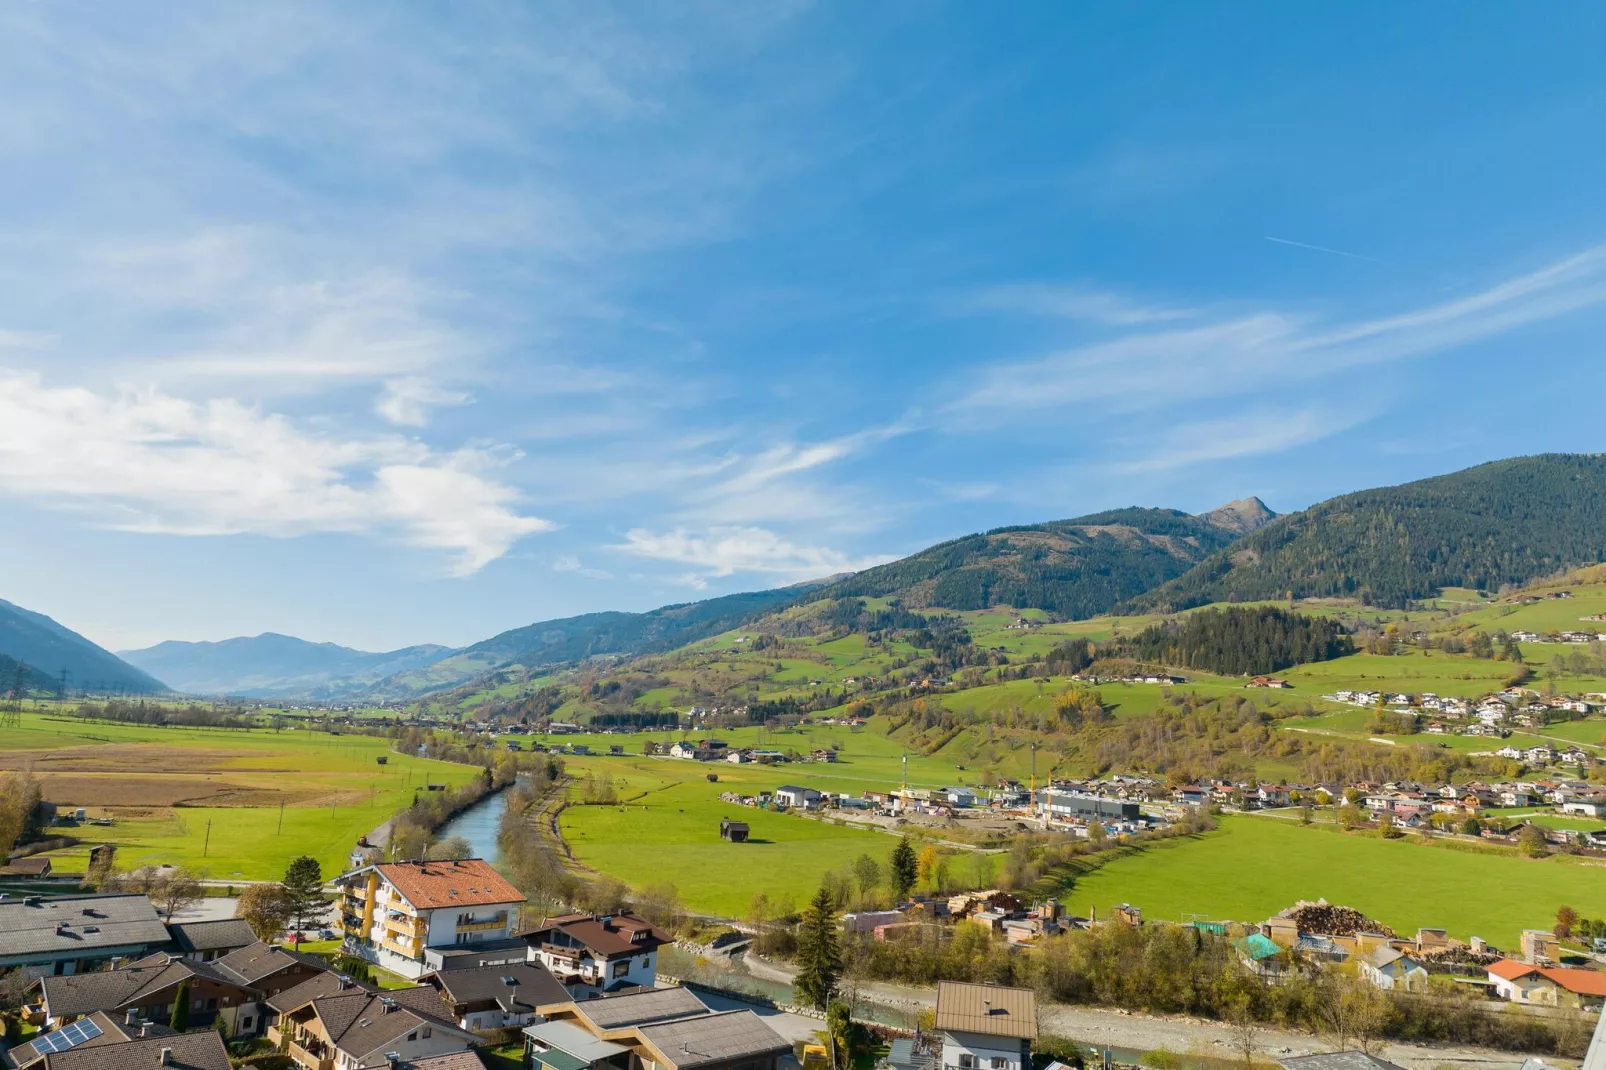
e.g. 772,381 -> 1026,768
784,884 -> 1591,1058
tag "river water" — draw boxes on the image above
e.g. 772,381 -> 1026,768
434,786 -> 510,865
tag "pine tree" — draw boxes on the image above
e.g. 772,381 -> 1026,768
169,979 -> 191,1031
281,856 -> 327,932
793,885 -> 842,1011
889,836 -> 917,901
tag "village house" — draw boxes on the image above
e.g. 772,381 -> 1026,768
278,986 -> 476,1070
336,859 -> 526,980
526,986 -> 790,1070
1359,948 -> 1428,993
420,963 -> 567,1032
521,913 -> 670,997
33,953 -> 262,1037
29,1027 -> 232,1070
263,974 -> 375,1049
934,981 -> 1036,1070
166,920 -> 258,964
0,894 -> 174,978
1487,960 -> 1606,1010
3,1010 -> 177,1070
773,786 -> 822,810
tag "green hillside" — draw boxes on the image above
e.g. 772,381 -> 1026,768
817,507 -> 1248,617
1127,454 -> 1606,612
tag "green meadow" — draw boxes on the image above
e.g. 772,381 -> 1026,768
1063,815 -> 1606,948
0,712 -> 479,880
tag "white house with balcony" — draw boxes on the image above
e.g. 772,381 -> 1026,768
335,858 -> 526,979
934,982 -> 1036,1070
521,912 -> 671,997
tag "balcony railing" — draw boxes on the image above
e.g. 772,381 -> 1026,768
289,1042 -> 333,1070
456,915 -> 508,932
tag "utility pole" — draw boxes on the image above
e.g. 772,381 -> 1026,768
277,800 -> 285,834
203,819 -> 211,857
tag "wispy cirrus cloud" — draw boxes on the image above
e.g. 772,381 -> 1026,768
0,372 -> 550,575
614,525 -> 895,584
951,245 -> 1606,418
1115,406 -> 1372,474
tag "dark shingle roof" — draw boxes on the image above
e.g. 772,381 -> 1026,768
426,964 -> 566,1010
572,987 -> 708,1031
394,1054 -> 486,1070
41,1030 -> 230,1070
212,941 -> 325,986
265,972 -> 373,1015
166,920 -> 256,954
637,1010 -> 791,1070
40,959 -> 252,1019
0,896 -> 172,961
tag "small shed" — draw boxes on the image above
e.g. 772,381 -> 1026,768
720,819 -> 750,843
375,756 -> 388,765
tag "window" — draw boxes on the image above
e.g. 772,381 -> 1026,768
959,1056 -> 976,1068
407,1033 -> 418,1042
241,1018 -> 254,1033
992,1060 -> 1008,1069
613,961 -> 630,978
422,1028 -> 432,1039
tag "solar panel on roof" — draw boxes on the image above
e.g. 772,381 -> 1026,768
32,1017 -> 105,1054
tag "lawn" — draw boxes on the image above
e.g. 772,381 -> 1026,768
1062,814 -> 1606,948
1278,651 -> 1521,698
0,711 -> 480,880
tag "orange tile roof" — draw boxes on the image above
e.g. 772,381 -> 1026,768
376,859 -> 525,909
1489,958 -> 1606,996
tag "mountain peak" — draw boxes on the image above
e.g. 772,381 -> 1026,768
1199,496 -> 1277,535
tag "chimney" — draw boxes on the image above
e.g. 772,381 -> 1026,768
385,1054 -> 401,1070
159,1048 -> 173,1066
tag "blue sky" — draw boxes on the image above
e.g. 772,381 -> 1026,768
2,3 -> 1605,652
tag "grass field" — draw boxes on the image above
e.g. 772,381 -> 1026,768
1062,814 -> 1606,947
0,712 -> 479,880
562,775 -> 893,917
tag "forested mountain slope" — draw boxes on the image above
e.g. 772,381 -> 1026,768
815,507 -> 1246,617
1125,454 -> 1606,612
0,598 -> 167,694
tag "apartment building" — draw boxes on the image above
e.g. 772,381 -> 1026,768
336,860 -> 525,980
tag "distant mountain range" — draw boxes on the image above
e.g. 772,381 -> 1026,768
10,453 -> 1606,702
0,599 -> 166,694
117,634 -> 456,698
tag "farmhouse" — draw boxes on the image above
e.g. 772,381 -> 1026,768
335,859 -> 526,980
934,981 -> 1036,1070
522,912 -> 670,996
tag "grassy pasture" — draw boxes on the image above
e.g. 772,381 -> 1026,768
0,712 -> 478,879
1063,814 -> 1606,948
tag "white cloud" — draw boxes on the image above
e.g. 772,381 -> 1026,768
552,554 -> 613,580
614,526 -> 894,581
376,377 -> 472,427
0,372 -> 550,575
952,246 -> 1606,417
